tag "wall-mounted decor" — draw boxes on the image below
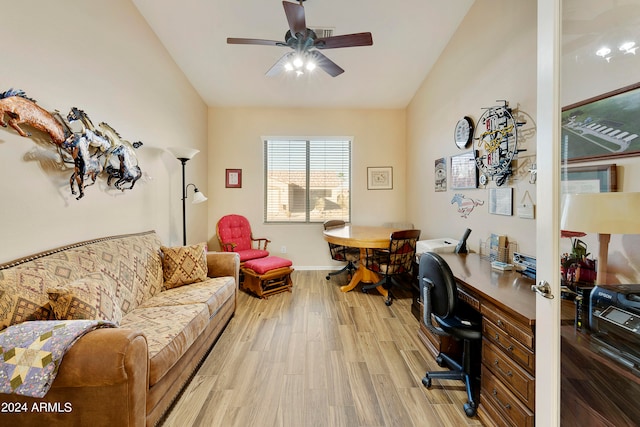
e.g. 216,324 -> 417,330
450,151 -> 478,189
225,169 -> 242,188
0,89 -> 143,200
434,158 -> 446,192
451,193 -> 484,218
488,187 -> 513,216
562,82 -> 640,163
473,100 -> 525,186
367,166 -> 393,190
561,163 -> 617,194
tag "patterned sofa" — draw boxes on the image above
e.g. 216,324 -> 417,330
0,230 -> 239,427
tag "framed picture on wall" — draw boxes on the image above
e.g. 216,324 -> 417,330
561,82 -> 640,163
434,158 -> 446,192
367,166 -> 393,190
488,187 -> 513,216
225,169 -> 242,188
450,151 -> 478,189
561,163 -> 617,194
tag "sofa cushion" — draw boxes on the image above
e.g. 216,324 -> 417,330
160,243 -> 208,289
47,272 -> 123,325
140,276 -> 235,317
120,303 -> 209,386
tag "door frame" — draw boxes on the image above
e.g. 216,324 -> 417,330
535,0 -> 562,425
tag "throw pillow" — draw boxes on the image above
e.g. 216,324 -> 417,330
47,272 -> 122,325
160,243 -> 208,289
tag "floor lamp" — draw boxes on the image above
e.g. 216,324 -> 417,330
561,192 -> 640,285
167,147 -> 208,246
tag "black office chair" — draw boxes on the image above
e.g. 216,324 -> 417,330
362,229 -> 421,306
419,251 -> 481,417
324,220 -> 359,281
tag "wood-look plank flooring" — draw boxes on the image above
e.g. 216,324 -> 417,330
161,270 -> 484,427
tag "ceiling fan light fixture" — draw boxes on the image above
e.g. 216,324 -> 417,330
305,60 -> 316,71
293,56 -> 304,68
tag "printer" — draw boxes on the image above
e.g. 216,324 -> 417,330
589,284 -> 640,373
415,238 -> 458,261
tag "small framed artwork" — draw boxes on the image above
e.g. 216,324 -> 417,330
367,166 -> 393,190
435,158 -> 446,192
488,187 -> 513,216
225,169 -> 242,188
450,151 -> 478,189
561,163 -> 616,194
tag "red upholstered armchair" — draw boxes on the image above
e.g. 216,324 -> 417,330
216,214 -> 270,263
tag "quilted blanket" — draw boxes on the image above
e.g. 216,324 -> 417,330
0,320 -> 116,397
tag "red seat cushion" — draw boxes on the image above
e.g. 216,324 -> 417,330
237,249 -> 269,263
244,256 -> 293,275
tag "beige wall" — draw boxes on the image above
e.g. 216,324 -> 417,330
407,0 -> 538,256
0,0 -> 208,263
207,107 -> 406,268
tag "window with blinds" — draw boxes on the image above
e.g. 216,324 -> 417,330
264,139 -> 351,223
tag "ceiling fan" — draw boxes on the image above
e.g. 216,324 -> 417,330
227,0 -> 373,77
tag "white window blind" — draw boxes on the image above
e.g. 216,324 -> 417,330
264,139 -> 351,223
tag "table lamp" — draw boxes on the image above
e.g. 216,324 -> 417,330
560,192 -> 640,285
167,147 -> 208,245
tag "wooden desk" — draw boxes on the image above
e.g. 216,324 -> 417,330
417,253 -> 538,427
323,225 -> 397,294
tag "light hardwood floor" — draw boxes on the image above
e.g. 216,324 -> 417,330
161,270 -> 484,427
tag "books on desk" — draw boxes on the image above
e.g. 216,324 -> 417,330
491,261 -> 514,271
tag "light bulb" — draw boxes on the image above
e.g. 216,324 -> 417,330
619,41 -> 637,54
596,47 -> 611,57
306,61 -> 316,71
293,56 -> 303,68
284,62 -> 293,71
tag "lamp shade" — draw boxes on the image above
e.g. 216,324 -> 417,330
167,146 -> 200,160
561,192 -> 640,234
192,189 -> 208,204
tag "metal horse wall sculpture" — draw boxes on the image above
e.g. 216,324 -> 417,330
0,89 -> 144,200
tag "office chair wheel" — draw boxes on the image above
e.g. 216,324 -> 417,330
325,274 -> 330,280
421,376 -> 432,388
435,355 -> 445,367
362,288 -> 368,293
385,298 -> 392,306
463,402 -> 477,417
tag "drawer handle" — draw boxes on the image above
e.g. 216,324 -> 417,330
492,389 -> 512,410
497,319 -> 504,327
494,360 -> 513,377
494,335 -> 514,352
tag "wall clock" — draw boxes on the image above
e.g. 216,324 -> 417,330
473,101 -> 522,186
454,116 -> 474,149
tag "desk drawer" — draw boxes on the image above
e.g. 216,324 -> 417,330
483,318 -> 535,373
482,365 -> 534,427
457,286 -> 480,311
482,338 -> 535,410
482,303 -> 534,350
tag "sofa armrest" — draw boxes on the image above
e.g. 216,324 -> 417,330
0,328 -> 148,427
206,251 -> 240,284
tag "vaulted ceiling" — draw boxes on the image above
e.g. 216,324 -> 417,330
132,0 -> 474,109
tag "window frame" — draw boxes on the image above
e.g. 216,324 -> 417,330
263,137 -> 352,224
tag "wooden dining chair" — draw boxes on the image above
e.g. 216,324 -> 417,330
323,220 -> 360,282
362,229 -> 421,306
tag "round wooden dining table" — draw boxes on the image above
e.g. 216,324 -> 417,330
322,225 -> 397,295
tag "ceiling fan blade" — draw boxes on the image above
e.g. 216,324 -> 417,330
283,1 -> 306,36
265,53 -> 292,77
315,32 -> 373,49
227,37 -> 283,46
312,51 -> 344,77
